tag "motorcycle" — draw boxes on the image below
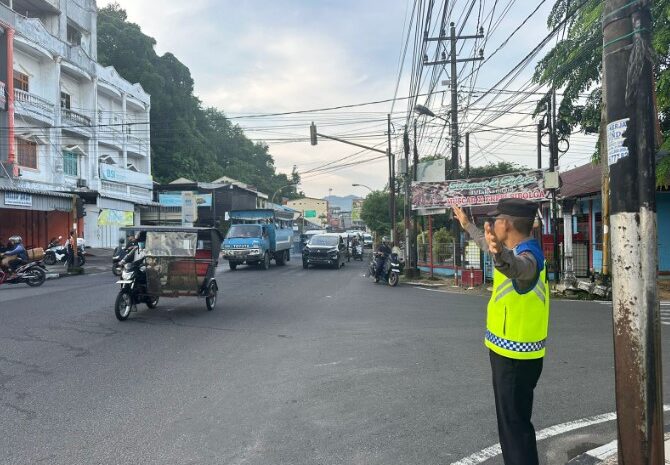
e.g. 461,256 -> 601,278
44,236 -> 86,267
114,254 -> 158,321
352,243 -> 364,261
368,251 -> 401,287
0,259 -> 46,287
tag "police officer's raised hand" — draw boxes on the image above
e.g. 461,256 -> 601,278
484,222 -> 502,255
452,206 -> 469,228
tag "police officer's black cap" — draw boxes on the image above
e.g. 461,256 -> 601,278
487,198 -> 537,218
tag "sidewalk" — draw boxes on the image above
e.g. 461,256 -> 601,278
44,247 -> 113,279
568,433 -> 670,464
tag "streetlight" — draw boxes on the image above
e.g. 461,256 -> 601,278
352,183 -> 373,192
271,182 -> 298,204
414,104 -> 451,124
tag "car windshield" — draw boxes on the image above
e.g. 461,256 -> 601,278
363,234 -> 372,241
309,235 -> 339,246
226,225 -> 261,238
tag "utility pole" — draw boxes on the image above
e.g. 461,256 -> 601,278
423,22 -> 483,269
464,132 -> 470,178
549,90 -> 561,283
412,119 -> 420,277
403,126 -> 416,278
603,1 -> 663,464
537,123 -> 543,169
387,114 -> 396,245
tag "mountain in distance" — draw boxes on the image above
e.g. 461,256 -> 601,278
323,195 -> 362,211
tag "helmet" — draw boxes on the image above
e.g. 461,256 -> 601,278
8,235 -> 22,245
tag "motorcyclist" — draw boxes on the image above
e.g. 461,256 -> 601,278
1,236 -> 29,273
375,236 -> 392,279
120,231 -> 146,266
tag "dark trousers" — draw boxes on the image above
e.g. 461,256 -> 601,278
489,350 -> 543,465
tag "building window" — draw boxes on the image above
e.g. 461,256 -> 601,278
16,138 -> 37,169
63,151 -> 78,176
67,24 -> 81,46
13,71 -> 29,92
60,92 -> 71,109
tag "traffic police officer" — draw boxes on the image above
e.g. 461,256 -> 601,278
453,198 -> 549,465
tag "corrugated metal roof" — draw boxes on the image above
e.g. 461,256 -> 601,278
559,163 -> 603,199
0,184 -> 75,199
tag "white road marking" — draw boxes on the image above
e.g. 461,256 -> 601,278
449,405 -> 670,465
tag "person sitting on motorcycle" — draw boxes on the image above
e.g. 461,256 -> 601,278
2,236 -> 28,274
120,231 -> 146,266
375,237 -> 392,279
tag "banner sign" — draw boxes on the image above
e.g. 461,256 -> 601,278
158,192 -> 212,207
411,170 -> 548,209
351,199 -> 363,221
5,191 -> 32,207
100,164 -> 153,188
98,209 -> 134,226
181,192 -> 197,226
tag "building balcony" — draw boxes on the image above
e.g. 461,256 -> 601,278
97,126 -> 124,149
100,180 -> 152,202
14,89 -> 55,125
126,134 -> 149,156
61,108 -> 92,137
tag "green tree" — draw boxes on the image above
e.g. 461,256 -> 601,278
532,0 -> 670,184
360,191 -> 404,237
97,4 -> 300,197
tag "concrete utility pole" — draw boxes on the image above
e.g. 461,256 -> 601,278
403,127 -> 416,277
603,1 -> 664,464
387,114 -> 396,245
423,22 -> 483,269
548,91 -> 561,282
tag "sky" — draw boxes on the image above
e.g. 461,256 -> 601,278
97,0 -> 599,199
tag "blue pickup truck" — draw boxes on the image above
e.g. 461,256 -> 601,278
222,208 -> 294,270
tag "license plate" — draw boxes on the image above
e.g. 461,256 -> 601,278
116,280 -> 133,284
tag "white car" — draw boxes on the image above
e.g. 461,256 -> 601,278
362,233 -> 373,249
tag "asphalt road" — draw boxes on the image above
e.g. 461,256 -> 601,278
1,256 -> 670,465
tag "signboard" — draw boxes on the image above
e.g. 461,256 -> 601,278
100,164 -> 153,188
416,159 -> 446,182
98,209 -> 134,226
351,199 -> 364,221
412,170 -> 548,209
607,118 -> 630,166
5,191 -> 32,207
181,192 -> 197,226
304,209 -> 317,218
0,81 -> 7,111
159,192 -> 212,207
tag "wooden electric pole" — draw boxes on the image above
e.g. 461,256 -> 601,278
603,1 -> 663,463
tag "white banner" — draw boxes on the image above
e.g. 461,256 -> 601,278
100,164 -> 152,188
5,191 -> 32,207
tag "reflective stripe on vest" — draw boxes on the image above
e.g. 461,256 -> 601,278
485,264 -> 550,360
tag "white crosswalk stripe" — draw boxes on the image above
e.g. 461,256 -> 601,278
592,301 -> 670,325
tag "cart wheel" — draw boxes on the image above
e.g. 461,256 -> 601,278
115,290 -> 133,321
206,282 -> 217,311
146,296 -> 159,308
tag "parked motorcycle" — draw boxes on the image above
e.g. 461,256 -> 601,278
0,259 -> 46,287
44,236 -> 86,267
114,255 -> 158,321
368,251 -> 401,287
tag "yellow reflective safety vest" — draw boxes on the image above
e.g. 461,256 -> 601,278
485,240 -> 550,360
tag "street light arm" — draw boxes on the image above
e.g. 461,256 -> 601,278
271,183 -> 297,204
352,183 -> 373,192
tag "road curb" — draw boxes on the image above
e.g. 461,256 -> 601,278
566,440 -> 617,464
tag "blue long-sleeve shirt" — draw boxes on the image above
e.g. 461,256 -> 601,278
4,244 -> 28,261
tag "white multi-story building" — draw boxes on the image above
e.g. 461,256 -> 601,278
0,0 -> 152,248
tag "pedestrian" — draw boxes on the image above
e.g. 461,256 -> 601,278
453,198 -> 549,465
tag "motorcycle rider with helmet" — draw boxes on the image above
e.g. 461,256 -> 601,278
375,236 -> 392,280
1,236 -> 29,274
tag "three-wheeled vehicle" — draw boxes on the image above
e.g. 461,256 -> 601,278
114,226 -> 222,321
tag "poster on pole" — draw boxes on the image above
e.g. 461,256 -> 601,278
411,170 -> 548,209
